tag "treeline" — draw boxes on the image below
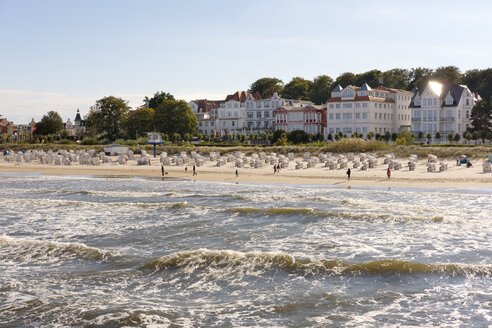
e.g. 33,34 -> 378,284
249,66 -> 492,104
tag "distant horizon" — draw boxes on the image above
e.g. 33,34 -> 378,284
1,0 -> 491,123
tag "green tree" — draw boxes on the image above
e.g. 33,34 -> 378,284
173,133 -> 181,143
334,72 -> 357,88
381,68 -> 411,90
418,131 -> 425,142
143,91 -> 175,109
248,77 -> 284,98
454,133 -> 461,143
397,130 -> 415,145
431,66 -> 462,85
470,99 -> 492,136
85,96 -> 130,140
125,107 -> 154,139
409,67 -> 434,90
356,69 -> 383,88
287,130 -> 310,144
435,131 -> 442,142
383,131 -> 391,142
282,77 -> 312,100
154,99 -> 198,137
461,68 -> 492,101
35,110 -> 63,135
366,132 -> 374,140
447,133 -> 454,143
308,75 -> 333,104
271,129 -> 286,144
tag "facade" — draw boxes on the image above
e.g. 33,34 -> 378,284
274,105 -> 326,135
409,81 -> 479,137
189,91 -> 313,136
64,109 -> 86,137
325,83 -> 413,138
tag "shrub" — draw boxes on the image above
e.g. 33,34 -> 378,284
58,139 -> 72,144
81,137 -> 98,145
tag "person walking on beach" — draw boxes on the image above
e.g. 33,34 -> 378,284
193,164 -> 197,176
235,169 -> 239,178
161,164 -> 165,176
387,167 -> 391,180
185,166 -> 188,173
346,168 -> 351,181
274,165 -> 277,174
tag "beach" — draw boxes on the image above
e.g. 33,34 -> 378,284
1,153 -> 491,188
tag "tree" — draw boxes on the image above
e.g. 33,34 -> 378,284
447,133 -> 454,143
334,72 -> 357,88
454,133 -> 461,143
409,67 -> 434,90
435,131 -> 442,143
249,78 -> 284,99
144,91 -> 175,109
35,111 -> 63,135
125,107 -> 154,139
271,129 -> 287,144
85,96 -> 130,140
418,131 -> 425,142
381,68 -> 411,90
397,130 -> 415,145
327,133 -> 333,141
383,131 -> 391,142
356,69 -> 383,88
282,77 -> 312,100
461,68 -> 492,102
431,66 -> 462,85
287,130 -> 310,144
470,99 -> 492,136
463,131 -> 472,144
154,99 -> 198,138
173,133 -> 181,143
308,75 -> 333,104
366,132 -> 374,140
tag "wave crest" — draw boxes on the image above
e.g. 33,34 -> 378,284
0,235 -> 111,263
140,249 -> 491,276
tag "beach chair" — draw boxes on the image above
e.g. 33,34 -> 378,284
439,162 -> 448,172
408,161 -> 416,171
427,163 -> 437,172
483,161 -> 491,173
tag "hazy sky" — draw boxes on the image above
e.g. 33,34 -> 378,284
1,0 -> 491,123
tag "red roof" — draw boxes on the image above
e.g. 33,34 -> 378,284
225,91 -> 260,102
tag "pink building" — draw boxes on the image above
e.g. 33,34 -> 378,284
274,105 -> 326,135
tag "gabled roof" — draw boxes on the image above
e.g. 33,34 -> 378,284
360,82 -> 372,91
74,109 -> 82,122
225,91 -> 260,102
332,84 -> 343,92
409,82 -> 469,108
191,99 -> 221,113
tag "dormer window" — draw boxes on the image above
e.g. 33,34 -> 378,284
342,89 -> 354,98
359,91 -> 367,96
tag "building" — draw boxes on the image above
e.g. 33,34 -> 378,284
189,91 -> 313,136
64,109 -> 86,137
325,83 -> 413,138
0,117 -> 13,141
409,81 -> 479,138
274,104 -> 326,135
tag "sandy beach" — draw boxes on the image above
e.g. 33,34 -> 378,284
1,154 -> 491,188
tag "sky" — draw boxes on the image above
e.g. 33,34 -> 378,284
1,0 -> 491,123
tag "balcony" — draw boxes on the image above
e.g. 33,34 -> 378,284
440,117 -> 455,122
411,117 -> 421,122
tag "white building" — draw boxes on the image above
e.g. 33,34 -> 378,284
325,83 -> 412,138
190,91 -> 312,136
409,81 -> 479,138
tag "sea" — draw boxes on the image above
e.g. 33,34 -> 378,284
0,173 -> 491,327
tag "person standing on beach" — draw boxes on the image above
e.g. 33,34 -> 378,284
161,164 -> 164,176
387,167 -> 391,180
185,166 -> 187,173
235,169 -> 239,178
193,164 -> 197,176
346,168 -> 351,180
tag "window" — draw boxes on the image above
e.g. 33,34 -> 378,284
433,99 -> 438,106
466,99 -> 470,106
343,127 -> 352,133
256,112 -> 261,118
466,110 -> 470,118
363,127 -> 367,133
374,113 -> 378,119
343,113 -> 352,120
356,103 -> 361,108
329,104 -> 334,109
329,114 -> 334,120
264,111 -> 270,118
232,121 -> 235,127
362,103 -> 368,108
336,113 -> 341,119
363,113 -> 368,119
379,113 -> 382,119
356,113 -> 361,119
247,112 -> 253,119
342,89 -> 354,98
343,103 -> 352,108
335,104 -> 341,109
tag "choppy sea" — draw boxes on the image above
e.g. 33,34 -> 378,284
0,173 -> 491,327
